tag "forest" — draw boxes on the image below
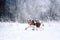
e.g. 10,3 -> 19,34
0,0 -> 60,22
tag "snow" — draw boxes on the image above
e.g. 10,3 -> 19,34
0,22 -> 60,40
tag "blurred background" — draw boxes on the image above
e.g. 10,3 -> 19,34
0,0 -> 60,23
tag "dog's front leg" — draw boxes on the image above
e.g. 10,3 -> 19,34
31,25 -> 36,30
25,25 -> 31,30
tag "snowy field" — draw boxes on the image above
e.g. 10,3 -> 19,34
0,21 -> 60,40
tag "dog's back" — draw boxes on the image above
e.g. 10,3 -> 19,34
32,20 -> 41,28
35,22 -> 41,28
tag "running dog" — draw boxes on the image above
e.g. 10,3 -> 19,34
25,20 -> 44,30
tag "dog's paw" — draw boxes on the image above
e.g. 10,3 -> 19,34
25,28 -> 27,30
32,28 -> 35,30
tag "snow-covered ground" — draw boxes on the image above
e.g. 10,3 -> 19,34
0,21 -> 60,40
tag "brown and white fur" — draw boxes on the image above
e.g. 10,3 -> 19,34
25,20 -> 44,30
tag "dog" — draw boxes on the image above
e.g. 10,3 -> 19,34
25,20 -> 44,30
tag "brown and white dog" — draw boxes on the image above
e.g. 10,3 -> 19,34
25,20 -> 44,30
